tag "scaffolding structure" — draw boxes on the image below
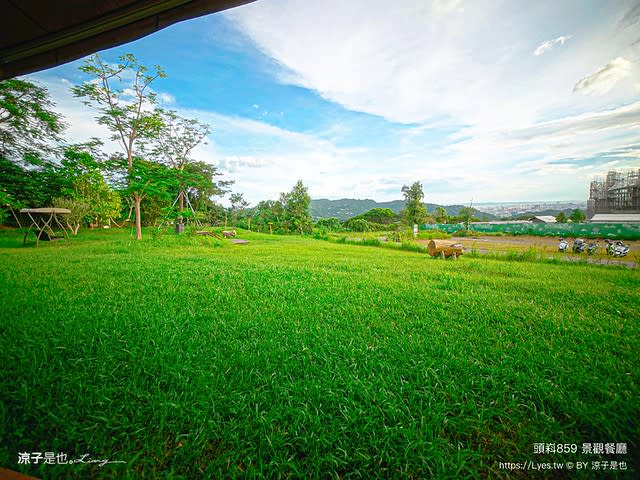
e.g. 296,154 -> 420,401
587,169 -> 640,216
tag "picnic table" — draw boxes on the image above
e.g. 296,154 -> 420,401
20,208 -> 71,246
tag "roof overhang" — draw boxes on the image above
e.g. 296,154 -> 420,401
0,0 -> 255,80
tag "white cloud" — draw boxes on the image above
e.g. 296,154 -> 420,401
216,155 -> 271,172
533,35 -> 571,56
159,92 -> 175,104
501,101 -> 640,143
437,102 -> 640,199
573,57 -> 634,95
432,0 -> 464,15
226,0 -> 513,125
220,0 -> 640,201
226,0 -> 638,131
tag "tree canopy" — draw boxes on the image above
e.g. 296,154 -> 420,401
0,79 -> 66,159
153,109 -> 210,170
72,53 -> 165,170
401,182 -> 427,226
569,209 -> 586,223
360,207 -> 396,224
281,180 -> 312,234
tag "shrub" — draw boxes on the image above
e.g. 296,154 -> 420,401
345,218 -> 371,232
315,217 -> 343,232
52,197 -> 91,235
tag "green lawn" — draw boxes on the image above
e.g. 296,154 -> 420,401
1,228 -> 639,479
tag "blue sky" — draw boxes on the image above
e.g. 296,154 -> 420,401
31,0 -> 640,205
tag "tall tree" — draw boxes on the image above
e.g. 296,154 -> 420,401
458,206 -> 475,231
435,206 -> 447,223
72,53 -> 165,239
282,180 -> 312,235
153,110 -> 211,213
401,181 -> 427,226
154,110 -> 210,170
0,79 -> 66,159
229,192 -> 249,224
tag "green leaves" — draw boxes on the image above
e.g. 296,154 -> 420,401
72,53 -> 166,168
153,109 -> 210,170
569,208 -> 586,223
281,180 -> 312,234
0,79 -> 66,158
0,155 -> 65,208
556,211 -> 567,223
108,156 -> 180,203
401,181 -> 427,226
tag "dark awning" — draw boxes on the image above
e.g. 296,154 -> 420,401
0,0 -> 255,80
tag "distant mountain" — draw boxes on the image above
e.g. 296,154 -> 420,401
311,199 -> 402,220
311,198 -> 496,221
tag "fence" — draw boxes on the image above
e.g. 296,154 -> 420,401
421,222 -> 640,240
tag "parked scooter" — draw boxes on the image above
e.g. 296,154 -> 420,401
605,239 -> 630,257
587,241 -> 599,255
572,238 -> 586,253
605,239 -> 614,255
558,237 -> 569,253
614,240 -> 629,257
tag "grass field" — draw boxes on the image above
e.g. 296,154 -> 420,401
1,228 -> 639,479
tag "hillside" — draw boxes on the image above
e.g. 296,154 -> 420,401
311,198 -> 495,221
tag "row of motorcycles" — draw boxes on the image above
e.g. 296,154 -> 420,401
558,238 -> 630,257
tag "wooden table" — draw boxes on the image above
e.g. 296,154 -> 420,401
20,208 -> 71,246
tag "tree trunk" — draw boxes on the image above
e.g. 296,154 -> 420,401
66,221 -> 80,236
135,194 -> 142,240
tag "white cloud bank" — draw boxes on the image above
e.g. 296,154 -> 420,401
573,57 -> 634,95
222,0 -> 640,201
226,0 -> 638,127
